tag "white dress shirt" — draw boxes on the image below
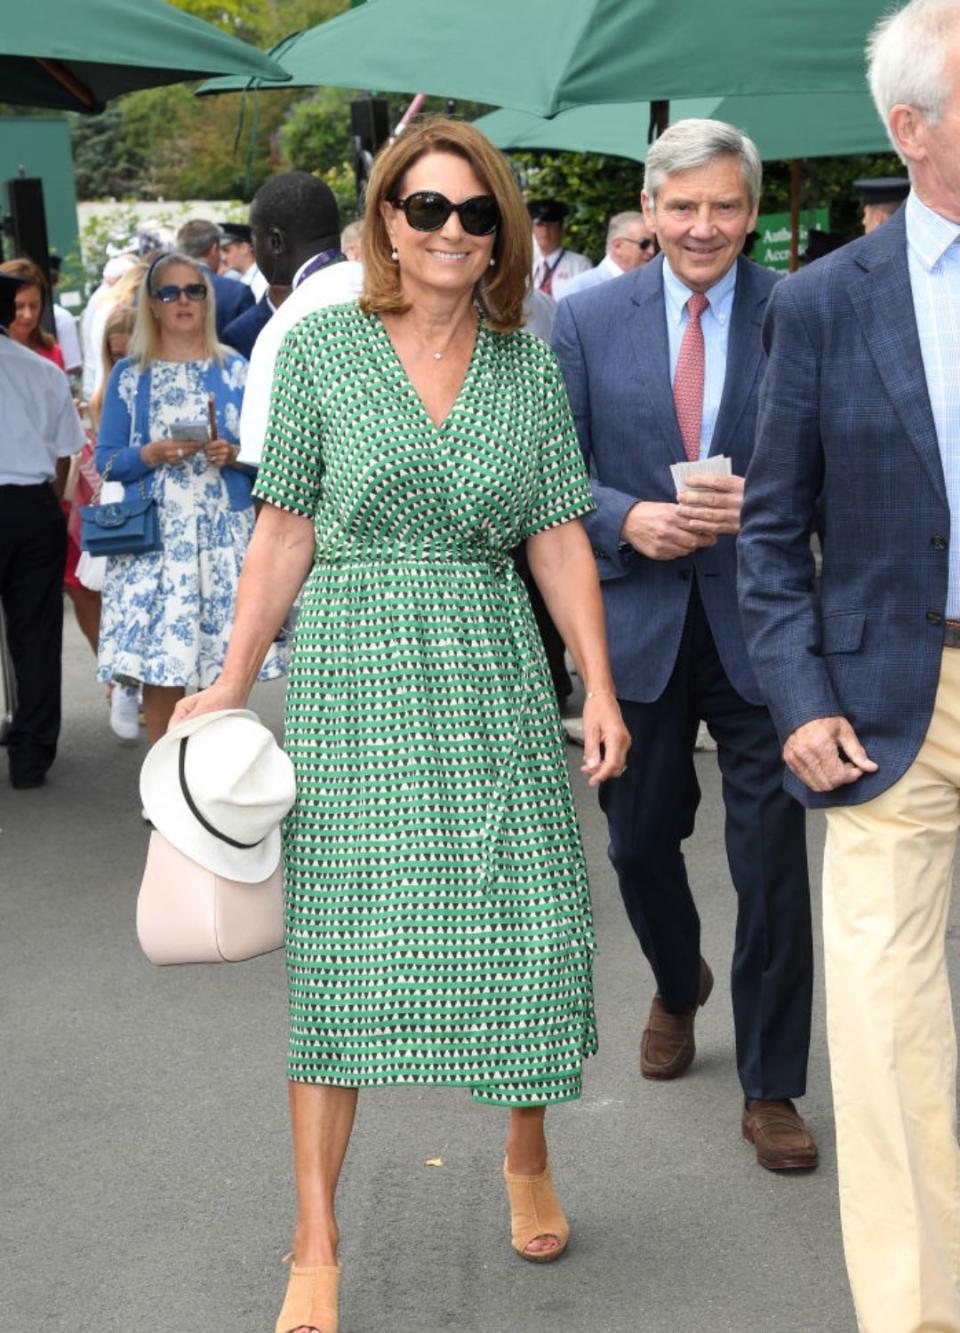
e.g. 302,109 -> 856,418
906,190 -> 960,616
53,303 -> 83,373
560,252 -> 624,299
239,260 -> 364,464
522,287 -> 557,342
0,333 -> 86,484
242,263 -> 269,302
531,246 -> 592,302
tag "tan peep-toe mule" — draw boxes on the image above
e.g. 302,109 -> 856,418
503,1157 -> 570,1262
275,1261 -> 341,1333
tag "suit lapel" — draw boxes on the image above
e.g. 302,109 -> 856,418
849,212 -> 945,504
710,257 -> 765,456
628,258 -> 686,462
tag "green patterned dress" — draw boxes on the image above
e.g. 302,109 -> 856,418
253,303 -> 597,1107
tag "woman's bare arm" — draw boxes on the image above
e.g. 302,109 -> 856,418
170,503 -> 315,726
526,519 -> 630,786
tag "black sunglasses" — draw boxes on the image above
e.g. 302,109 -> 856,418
619,236 -> 655,252
390,191 -> 500,236
153,282 -> 207,303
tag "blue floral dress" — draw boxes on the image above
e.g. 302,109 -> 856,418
96,356 -> 285,688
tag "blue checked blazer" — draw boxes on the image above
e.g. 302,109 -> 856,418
738,207 -> 950,809
552,253 -> 778,705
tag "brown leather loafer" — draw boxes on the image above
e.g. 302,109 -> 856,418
640,958 -> 714,1080
742,1099 -> 818,1171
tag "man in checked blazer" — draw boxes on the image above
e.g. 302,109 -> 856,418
552,119 -> 816,1171
738,2 -> 960,1326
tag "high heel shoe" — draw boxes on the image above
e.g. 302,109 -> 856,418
275,1261 -> 340,1333
503,1157 -> 570,1262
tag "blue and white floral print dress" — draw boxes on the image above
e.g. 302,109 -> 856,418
96,355 -> 285,688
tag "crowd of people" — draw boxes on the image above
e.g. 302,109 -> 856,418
3,0 -> 960,1329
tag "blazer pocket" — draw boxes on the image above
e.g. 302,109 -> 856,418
821,611 -> 866,654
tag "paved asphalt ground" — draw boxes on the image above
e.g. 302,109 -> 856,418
8,605 -> 953,1333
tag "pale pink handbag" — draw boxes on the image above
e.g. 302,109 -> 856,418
137,830 -> 284,965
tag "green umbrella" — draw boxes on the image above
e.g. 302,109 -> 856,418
474,92 -> 890,163
197,0 -> 888,115
3,0 -> 290,114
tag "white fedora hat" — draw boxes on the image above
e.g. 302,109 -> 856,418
139,709 -> 296,883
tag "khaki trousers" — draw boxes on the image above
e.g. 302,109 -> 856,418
824,650 -> 960,1333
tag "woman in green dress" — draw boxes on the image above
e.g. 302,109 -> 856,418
171,117 -> 629,1333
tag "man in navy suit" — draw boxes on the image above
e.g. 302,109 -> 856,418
175,219 -> 254,340
553,119 -> 815,1171
739,2 -> 960,1325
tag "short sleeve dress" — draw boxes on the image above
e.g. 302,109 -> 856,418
254,303 -> 598,1107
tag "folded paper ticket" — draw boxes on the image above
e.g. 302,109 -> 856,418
669,454 -> 732,497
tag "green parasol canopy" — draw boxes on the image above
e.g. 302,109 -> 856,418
2,0 -> 290,114
474,92 -> 890,163
197,0 -> 888,115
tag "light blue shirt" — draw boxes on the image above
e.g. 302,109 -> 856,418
906,191 -> 960,617
663,257 -> 737,459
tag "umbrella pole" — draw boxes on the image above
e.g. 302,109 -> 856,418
649,99 -> 670,141
35,58 -> 96,110
396,93 -> 427,134
789,159 -> 801,272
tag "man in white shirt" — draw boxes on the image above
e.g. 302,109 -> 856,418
220,222 -> 269,301
562,211 -> 656,298
80,254 -> 137,400
48,254 -> 83,376
240,172 -> 363,465
528,199 -> 591,302
0,270 -> 86,788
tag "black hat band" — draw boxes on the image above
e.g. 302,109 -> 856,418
178,737 -> 265,850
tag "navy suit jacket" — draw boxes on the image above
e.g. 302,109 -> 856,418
552,253 -> 777,705
200,263 -> 255,340
738,207 -> 950,809
222,293 -> 272,359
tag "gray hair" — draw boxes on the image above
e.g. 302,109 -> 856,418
606,210 -> 646,246
643,119 -> 762,209
867,0 -> 960,160
175,219 -> 222,261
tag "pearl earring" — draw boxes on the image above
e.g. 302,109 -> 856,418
391,248 -> 399,261
489,257 -> 496,267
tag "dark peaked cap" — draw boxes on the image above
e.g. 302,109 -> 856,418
0,270 -> 28,297
220,222 -> 253,244
527,199 -> 568,223
854,177 -> 911,205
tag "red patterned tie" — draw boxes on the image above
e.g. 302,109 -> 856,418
673,292 -> 709,462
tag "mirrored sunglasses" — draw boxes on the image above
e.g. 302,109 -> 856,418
153,282 -> 208,303
390,191 -> 500,236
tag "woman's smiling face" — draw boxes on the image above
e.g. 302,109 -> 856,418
382,151 -> 496,301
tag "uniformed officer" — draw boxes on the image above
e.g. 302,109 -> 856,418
219,221 -> 269,301
853,175 -> 910,233
528,199 -> 592,301
0,270 -> 86,788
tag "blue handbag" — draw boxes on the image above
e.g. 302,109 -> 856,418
79,464 -> 160,556
81,366 -> 161,557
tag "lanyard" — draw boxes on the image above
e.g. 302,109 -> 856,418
295,249 -> 346,289
538,248 -> 566,293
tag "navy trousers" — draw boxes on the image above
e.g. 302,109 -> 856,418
599,584 -> 813,1100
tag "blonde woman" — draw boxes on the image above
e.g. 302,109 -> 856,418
172,119 -> 629,1333
95,252 -> 284,744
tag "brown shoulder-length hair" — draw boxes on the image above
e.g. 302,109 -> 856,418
360,117 -> 531,334
0,258 -> 55,350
